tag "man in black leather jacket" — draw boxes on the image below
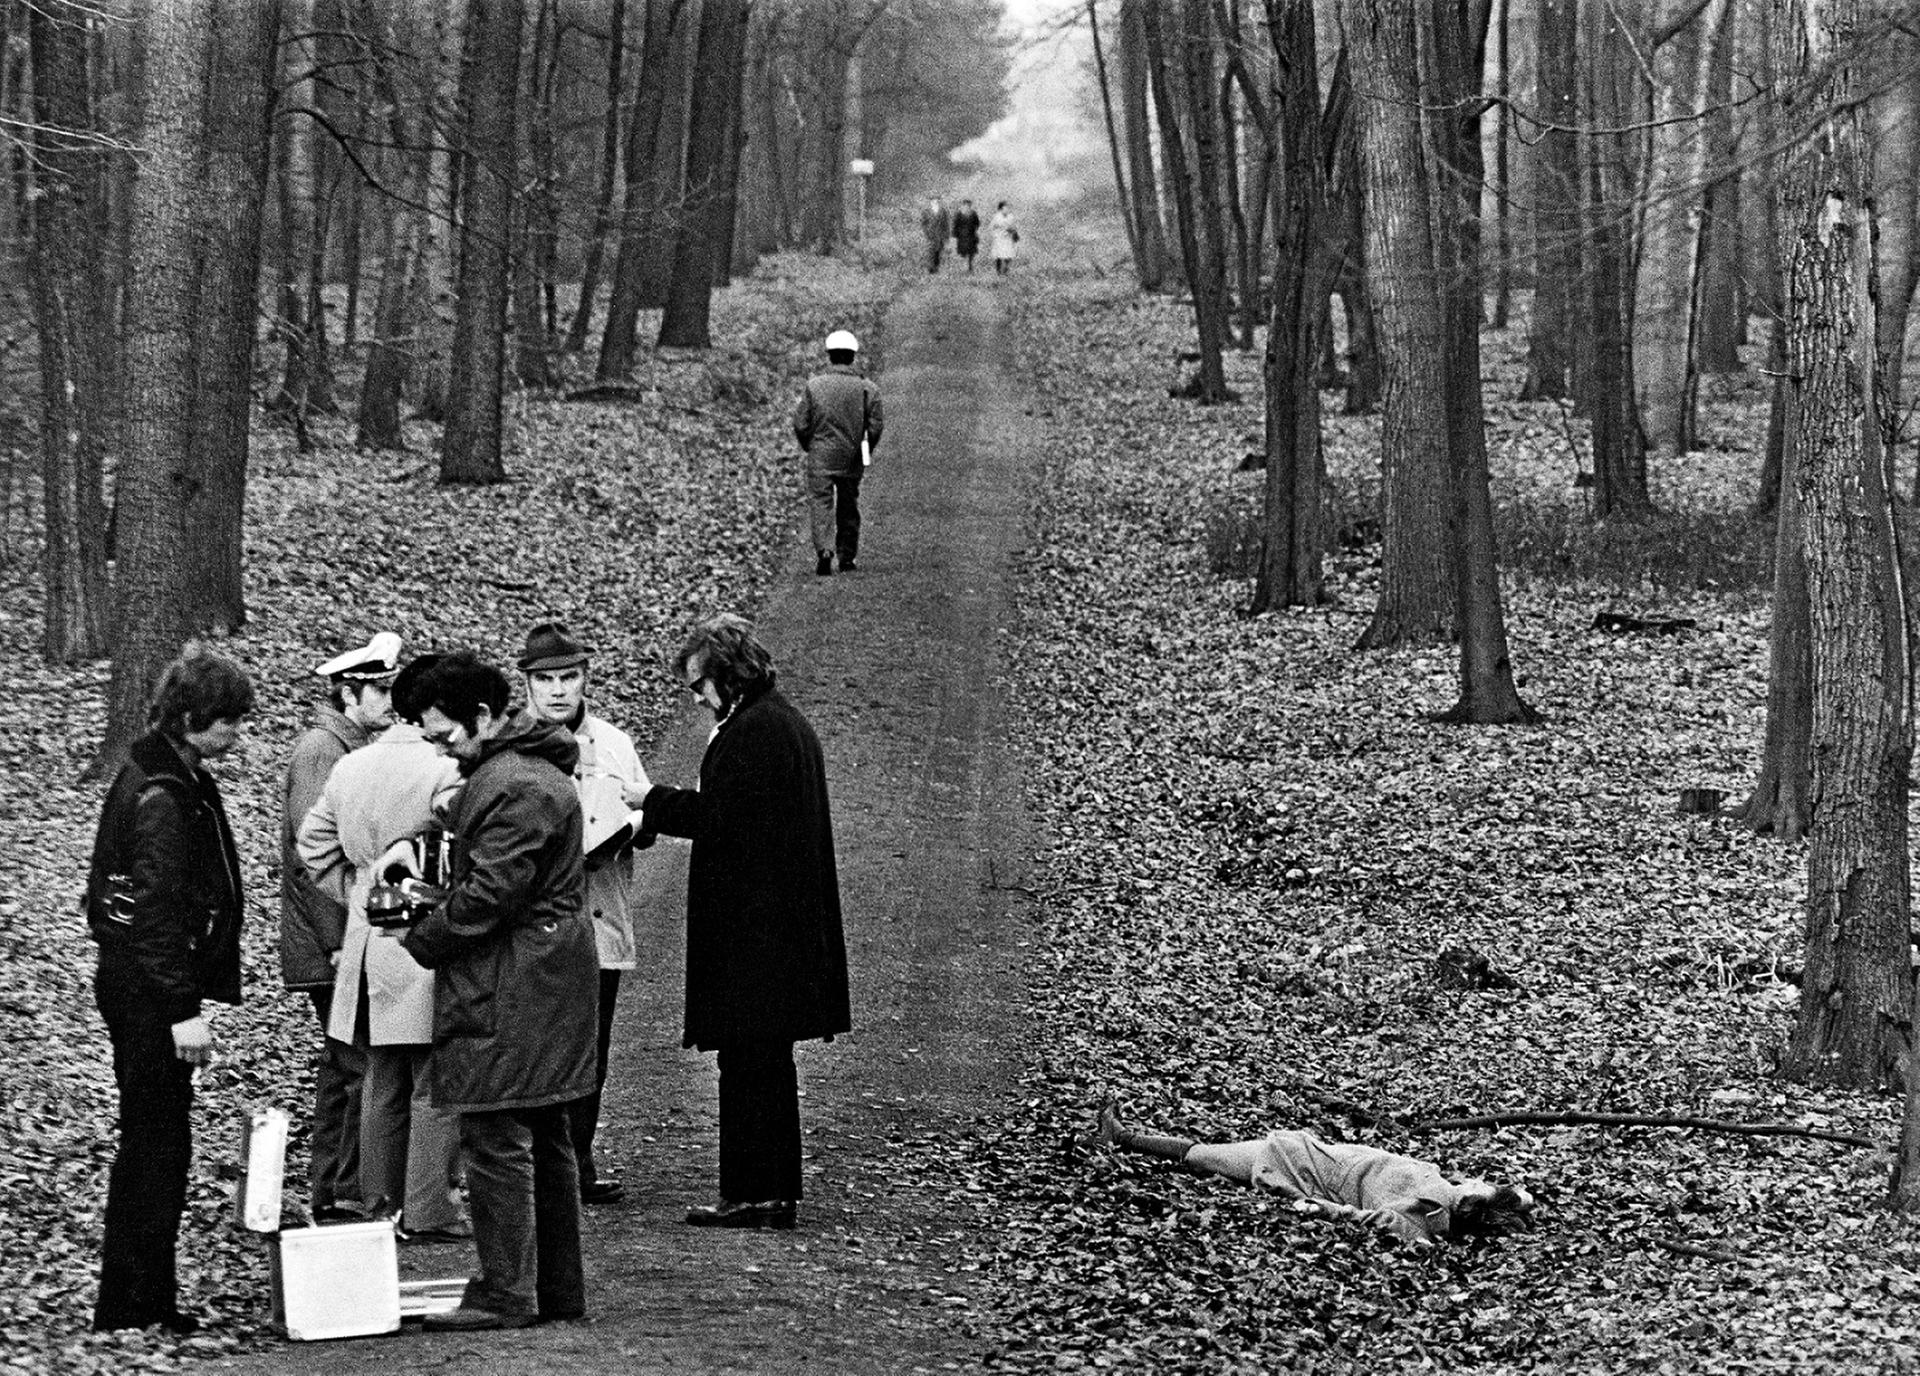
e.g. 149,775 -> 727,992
85,645 -> 254,1333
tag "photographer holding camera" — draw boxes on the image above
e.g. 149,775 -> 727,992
298,652 -> 470,1243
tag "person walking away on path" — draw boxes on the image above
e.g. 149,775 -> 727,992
87,646 -> 255,1333
988,201 -> 1020,275
640,615 -> 850,1230
952,198 -> 982,272
517,621 -> 654,1206
793,328 -> 883,577
299,652 -> 471,1244
400,652 -> 599,1331
1096,1102 -> 1534,1246
920,195 -> 951,273
281,632 -> 402,1221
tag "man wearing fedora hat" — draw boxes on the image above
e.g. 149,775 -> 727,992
279,631 -> 402,1222
517,621 -> 652,1205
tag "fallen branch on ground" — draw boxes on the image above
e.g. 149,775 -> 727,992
1650,1236 -> 1747,1264
1404,1109 -> 1881,1151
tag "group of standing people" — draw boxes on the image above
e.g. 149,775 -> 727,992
919,195 -> 1020,275
87,603 -> 850,1333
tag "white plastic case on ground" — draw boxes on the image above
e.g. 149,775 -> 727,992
234,1107 -> 289,1233
269,1221 -> 402,1341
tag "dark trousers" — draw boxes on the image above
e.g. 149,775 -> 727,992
459,1103 -> 585,1319
305,988 -> 364,1210
716,1040 -> 802,1203
566,969 -> 622,1188
807,470 -> 862,562
94,955 -> 196,1330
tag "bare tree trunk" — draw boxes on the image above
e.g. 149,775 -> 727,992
512,0 -> 554,389
28,0 -> 112,663
1519,0 -> 1576,401
1734,395 -> 1811,839
1429,0 -> 1533,725
1090,0 -> 1145,281
1181,0 -> 1236,384
1145,1 -> 1228,402
1869,38 -> 1920,482
1491,0 -> 1512,328
1694,0 -> 1744,374
187,0 -> 277,630
411,0 -> 462,422
103,0 -> 214,768
564,0 -> 627,352
1772,0 -> 1911,1095
658,0 -> 749,349
1582,2 -> 1651,517
268,0 -> 334,438
1120,0 -> 1172,290
357,0 -> 427,450
599,0 -> 689,380
1635,0 -> 1717,455
440,0 -> 523,483
1351,0 -> 1453,652
1251,0 -> 1333,612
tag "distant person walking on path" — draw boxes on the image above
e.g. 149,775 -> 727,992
920,195 -> 951,273
299,651 -> 470,1244
516,621 -> 654,1206
988,201 -> 1020,275
642,615 -> 851,1231
280,633 -> 401,1224
793,328 -> 884,576
399,652 -> 599,1330
88,646 -> 255,1333
952,198 -> 982,271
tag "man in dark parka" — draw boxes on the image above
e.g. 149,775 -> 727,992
400,651 -> 598,1329
643,614 -> 850,1229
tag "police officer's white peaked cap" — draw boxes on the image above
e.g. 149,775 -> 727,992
314,631 -> 403,681
824,329 -> 859,353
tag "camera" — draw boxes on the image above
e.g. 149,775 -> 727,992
366,873 -> 446,929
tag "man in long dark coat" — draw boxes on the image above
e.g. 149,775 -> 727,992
642,614 -> 850,1229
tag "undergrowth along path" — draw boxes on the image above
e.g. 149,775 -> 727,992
213,275 -> 1034,1373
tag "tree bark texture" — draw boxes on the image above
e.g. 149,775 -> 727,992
658,0 -> 751,349
1518,0 -> 1576,401
599,0 -> 691,380
1772,0 -> 1912,1094
1695,0 -> 1745,374
269,0 -> 335,437
356,0 -> 429,450
512,0 -> 555,389
440,0 -> 523,483
1251,0 -> 1332,612
186,0 -> 276,632
1581,1 -> 1651,517
565,0 -> 629,351
1120,0 -> 1172,290
1634,0 -> 1718,455
1145,1 -> 1228,402
104,0 -> 215,767
28,0 -> 112,663
1350,0 -> 1454,652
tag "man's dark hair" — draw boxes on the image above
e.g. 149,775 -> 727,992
389,653 -> 443,725
827,349 -> 856,366
414,650 -> 510,735
1450,1184 -> 1534,1239
673,614 -> 774,706
150,645 -> 256,736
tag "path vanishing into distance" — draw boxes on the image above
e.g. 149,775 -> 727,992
214,276 -> 1037,1374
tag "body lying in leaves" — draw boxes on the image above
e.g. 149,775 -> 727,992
1096,1103 -> 1534,1246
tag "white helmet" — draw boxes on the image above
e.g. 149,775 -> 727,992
824,329 -> 860,354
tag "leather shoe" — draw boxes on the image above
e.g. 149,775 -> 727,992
311,1204 -> 363,1224
422,1306 -> 538,1332
839,558 -> 858,573
399,1221 -> 474,1245
815,554 -> 834,576
580,1179 -> 626,1205
684,1198 -> 796,1230
156,1309 -> 203,1335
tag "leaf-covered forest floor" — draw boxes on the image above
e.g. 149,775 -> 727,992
6,217 -> 1920,1375
0,251 -> 898,1374
962,225 -> 1920,1372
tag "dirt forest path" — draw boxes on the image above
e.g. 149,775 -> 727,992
212,276 -> 1035,1375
